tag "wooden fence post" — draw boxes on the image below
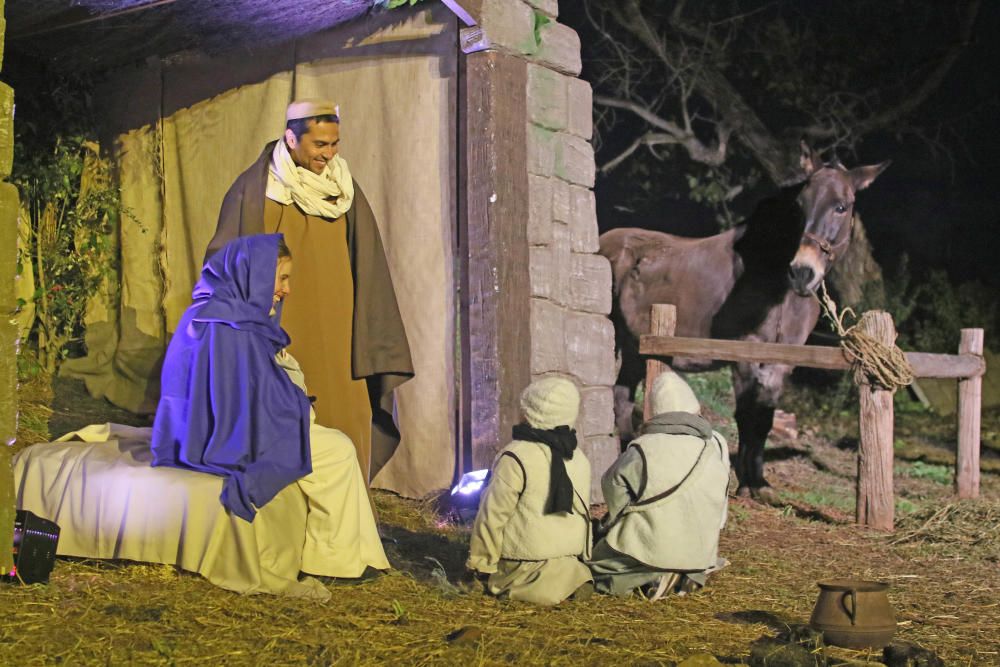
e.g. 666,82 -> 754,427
856,311 -> 895,531
956,328 -> 984,499
644,304 -> 677,421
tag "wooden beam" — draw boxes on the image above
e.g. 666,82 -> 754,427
856,311 -> 896,531
907,351 -> 985,379
460,51 -> 531,470
639,336 -> 985,380
643,304 -> 676,422
956,328 -> 984,499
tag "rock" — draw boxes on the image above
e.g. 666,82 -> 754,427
776,624 -> 824,647
748,626 -> 827,667
882,641 -> 945,667
532,20 -> 582,76
446,625 -> 483,645
748,637 -> 823,667
580,435 -> 618,503
564,311 -> 616,385
578,386 -> 614,437
530,299 -> 566,374
527,64 -> 568,131
569,253 -> 612,315
527,175 -> 553,245
771,410 -> 799,441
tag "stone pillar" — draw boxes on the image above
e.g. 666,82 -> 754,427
0,0 -> 17,575
454,0 -> 617,501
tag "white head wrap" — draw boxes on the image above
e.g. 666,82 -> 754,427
651,369 -> 701,416
520,377 -> 580,430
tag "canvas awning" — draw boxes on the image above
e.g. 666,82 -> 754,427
5,0 -> 382,73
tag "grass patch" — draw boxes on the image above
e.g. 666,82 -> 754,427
778,488 -> 855,514
899,460 -> 953,485
685,368 -> 734,420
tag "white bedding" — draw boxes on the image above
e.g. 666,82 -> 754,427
12,423 -> 330,600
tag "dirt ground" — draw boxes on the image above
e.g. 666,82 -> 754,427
2,374 -> 998,665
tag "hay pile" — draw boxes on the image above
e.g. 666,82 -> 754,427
3,492 -> 999,665
892,500 -> 1000,554
14,369 -> 52,454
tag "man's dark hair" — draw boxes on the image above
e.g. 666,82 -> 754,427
286,114 -> 340,142
278,238 -> 292,259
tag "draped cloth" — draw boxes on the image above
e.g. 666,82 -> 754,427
265,139 -> 355,219
151,234 -> 313,522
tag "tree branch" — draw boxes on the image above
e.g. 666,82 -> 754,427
593,94 -> 685,136
854,0 -> 981,136
599,131 -> 678,174
594,94 -> 728,167
601,0 -> 802,184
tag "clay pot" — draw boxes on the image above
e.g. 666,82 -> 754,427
809,579 -> 896,649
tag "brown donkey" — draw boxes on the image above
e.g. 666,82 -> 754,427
600,144 -> 889,496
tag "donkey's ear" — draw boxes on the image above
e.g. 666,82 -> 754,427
799,140 -> 821,176
849,160 -> 891,192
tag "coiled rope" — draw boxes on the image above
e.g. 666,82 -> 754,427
817,282 -> 915,392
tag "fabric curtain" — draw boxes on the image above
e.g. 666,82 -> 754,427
62,6 -> 458,497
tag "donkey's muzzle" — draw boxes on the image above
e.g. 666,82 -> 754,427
788,265 -> 816,296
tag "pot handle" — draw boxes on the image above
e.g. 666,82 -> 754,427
840,589 -> 858,626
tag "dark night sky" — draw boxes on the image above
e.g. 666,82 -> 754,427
559,1 -> 1000,290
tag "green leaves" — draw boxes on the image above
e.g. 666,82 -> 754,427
12,136 -> 124,372
384,0 -> 424,9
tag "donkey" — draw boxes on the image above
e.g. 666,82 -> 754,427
600,143 -> 889,497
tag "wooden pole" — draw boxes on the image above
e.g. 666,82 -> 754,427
856,311 -> 896,531
956,328 -> 984,499
643,304 -> 677,421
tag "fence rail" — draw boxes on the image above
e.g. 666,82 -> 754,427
639,335 -> 986,379
638,304 -> 986,531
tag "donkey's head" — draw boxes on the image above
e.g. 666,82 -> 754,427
788,142 -> 890,296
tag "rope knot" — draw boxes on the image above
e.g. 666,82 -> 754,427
817,282 -> 914,392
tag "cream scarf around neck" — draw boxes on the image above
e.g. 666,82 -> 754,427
265,139 -> 354,219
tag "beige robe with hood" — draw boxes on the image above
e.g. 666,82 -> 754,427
466,378 -> 593,606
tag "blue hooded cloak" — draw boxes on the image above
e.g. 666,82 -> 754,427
151,233 -> 312,522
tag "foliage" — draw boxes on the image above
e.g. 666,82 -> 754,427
533,11 -> 552,47
578,1 -> 984,234
900,461 -> 953,485
908,271 -> 998,352
684,368 -> 734,420
858,255 -> 998,353
12,136 -> 123,373
379,0 -> 425,9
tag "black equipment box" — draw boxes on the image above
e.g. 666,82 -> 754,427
3,510 -> 60,585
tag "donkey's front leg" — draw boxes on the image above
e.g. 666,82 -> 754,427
732,362 -> 792,497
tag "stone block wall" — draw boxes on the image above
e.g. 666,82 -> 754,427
0,0 -> 17,574
464,0 -> 616,501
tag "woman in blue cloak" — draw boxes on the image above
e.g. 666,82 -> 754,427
151,233 -> 389,578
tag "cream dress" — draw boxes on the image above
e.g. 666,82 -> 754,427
275,349 -> 389,577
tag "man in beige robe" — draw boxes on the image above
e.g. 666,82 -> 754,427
205,100 -> 413,484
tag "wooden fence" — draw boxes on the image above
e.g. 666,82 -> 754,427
639,304 -> 986,531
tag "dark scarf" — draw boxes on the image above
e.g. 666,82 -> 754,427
511,423 -> 578,515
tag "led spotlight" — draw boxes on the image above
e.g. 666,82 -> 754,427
448,469 -> 490,522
